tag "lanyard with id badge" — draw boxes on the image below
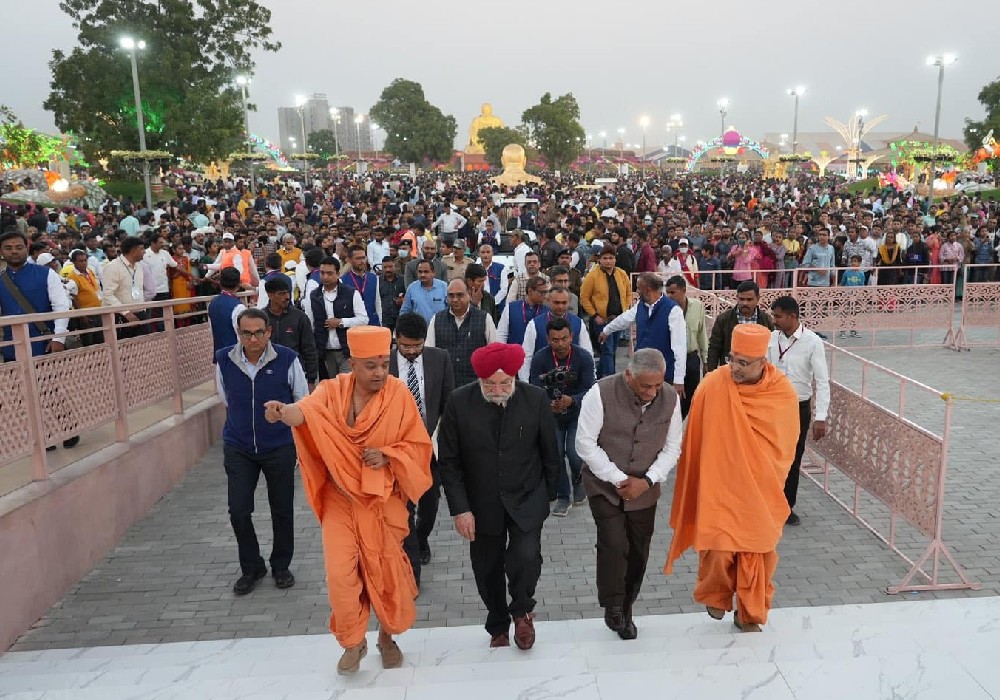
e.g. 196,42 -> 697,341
125,259 -> 142,301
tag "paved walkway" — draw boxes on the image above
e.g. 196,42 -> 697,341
9,343 -> 1000,651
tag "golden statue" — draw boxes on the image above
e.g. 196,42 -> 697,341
490,144 -> 542,186
466,103 -> 504,154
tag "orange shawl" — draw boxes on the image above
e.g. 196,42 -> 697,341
665,364 -> 798,573
292,374 -> 433,523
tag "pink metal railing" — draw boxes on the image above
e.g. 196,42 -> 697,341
0,296 -> 226,485
950,263 -> 1000,350
804,345 -> 978,593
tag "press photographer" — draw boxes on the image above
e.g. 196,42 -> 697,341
529,317 -> 595,517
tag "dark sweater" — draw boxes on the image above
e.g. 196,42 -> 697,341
263,304 -> 319,383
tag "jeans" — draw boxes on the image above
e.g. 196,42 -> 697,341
223,442 -> 296,575
594,321 -> 620,379
554,422 -> 583,501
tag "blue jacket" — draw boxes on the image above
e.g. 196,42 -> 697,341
505,301 -> 546,346
208,292 -> 242,357
636,296 -> 679,383
0,265 -> 54,359
528,312 -> 584,354
216,343 -> 296,453
341,270 -> 380,326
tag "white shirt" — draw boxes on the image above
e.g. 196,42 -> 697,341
143,248 -> 177,294
367,239 -> 391,268
302,284 -> 369,350
767,324 -> 830,421
576,385 -> 683,486
518,314 -> 595,381
425,308 -> 498,347
601,295 -> 688,384
432,210 -> 467,233
513,242 -> 532,275
397,351 -> 425,417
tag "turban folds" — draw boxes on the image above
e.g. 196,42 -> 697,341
471,343 -> 525,379
731,324 -> 770,358
347,326 -> 391,358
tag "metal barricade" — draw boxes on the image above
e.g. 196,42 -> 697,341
950,263 -> 1000,350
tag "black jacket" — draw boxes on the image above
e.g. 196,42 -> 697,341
263,304 -> 319,383
438,381 -> 560,536
389,346 -> 454,435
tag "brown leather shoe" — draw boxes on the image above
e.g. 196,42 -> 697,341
733,612 -> 762,633
706,605 -> 726,620
337,640 -> 368,674
489,632 -> 510,648
513,613 -> 535,650
377,639 -> 403,669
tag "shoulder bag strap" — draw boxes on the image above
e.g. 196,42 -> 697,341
1,270 -> 51,336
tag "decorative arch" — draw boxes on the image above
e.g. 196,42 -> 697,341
247,134 -> 291,168
686,130 -> 769,171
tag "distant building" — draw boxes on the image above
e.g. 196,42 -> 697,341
333,106 -> 373,154
278,96 -> 373,156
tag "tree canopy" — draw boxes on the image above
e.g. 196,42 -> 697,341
45,0 -> 280,165
964,78 -> 1000,155
370,79 -> 457,164
478,126 -> 528,168
521,93 -> 586,172
308,129 -> 339,160
0,106 -> 71,169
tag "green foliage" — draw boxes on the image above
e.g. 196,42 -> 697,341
308,129 -> 339,159
45,0 -> 280,165
370,79 -> 457,163
478,126 -> 528,168
104,180 -> 176,200
521,93 -> 586,171
964,78 -> 1000,152
844,178 -> 879,195
0,107 -> 66,168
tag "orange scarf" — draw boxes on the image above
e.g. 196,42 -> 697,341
665,364 -> 799,573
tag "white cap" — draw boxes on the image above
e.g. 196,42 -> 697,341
283,260 -> 297,270
193,226 -> 214,235
36,252 -> 56,266
222,232 -> 235,240
601,208 -> 619,220
678,238 -> 690,247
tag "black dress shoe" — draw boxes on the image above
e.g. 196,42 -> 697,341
786,511 -> 801,526
46,445 -> 57,452
618,619 -> 638,640
604,606 -> 624,632
273,569 -> 295,589
233,567 -> 267,595
419,543 -> 431,566
62,436 -> 80,448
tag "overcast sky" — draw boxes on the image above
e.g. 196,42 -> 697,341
6,0 -> 997,151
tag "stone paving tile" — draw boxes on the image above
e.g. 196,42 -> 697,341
8,343 -> 999,651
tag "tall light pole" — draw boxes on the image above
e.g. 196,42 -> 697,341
295,94 -> 308,181
639,115 -> 650,173
855,109 -> 868,179
586,132 -> 593,173
926,53 -> 957,208
677,135 -> 686,158
329,107 -> 341,175
120,37 -> 152,209
717,98 -> 729,141
786,86 -> 805,154
371,121 -> 380,168
235,75 -> 255,193
617,127 -> 625,160
355,114 -> 364,170
666,113 -> 683,154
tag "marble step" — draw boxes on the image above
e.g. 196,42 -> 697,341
2,598 -> 999,699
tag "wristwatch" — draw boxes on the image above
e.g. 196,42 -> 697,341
642,474 -> 654,488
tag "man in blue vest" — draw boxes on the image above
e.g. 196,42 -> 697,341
208,267 -> 246,358
599,272 -> 687,396
341,245 -> 381,327
518,286 -> 593,381
496,275 -> 549,346
304,256 -> 368,379
256,252 -> 292,310
478,243 -> 510,309
215,307 -> 308,595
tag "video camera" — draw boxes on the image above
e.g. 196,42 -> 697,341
538,366 -> 578,401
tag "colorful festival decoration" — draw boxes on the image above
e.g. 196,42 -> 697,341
247,134 -> 291,169
686,130 -> 769,171
969,129 -> 1000,167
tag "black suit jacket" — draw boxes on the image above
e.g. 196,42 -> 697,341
437,381 -> 560,536
389,346 -> 454,435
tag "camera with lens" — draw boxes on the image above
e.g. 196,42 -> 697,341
539,366 -> 578,401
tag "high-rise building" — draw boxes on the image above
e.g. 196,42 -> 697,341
277,94 -> 335,155
333,106 -> 373,154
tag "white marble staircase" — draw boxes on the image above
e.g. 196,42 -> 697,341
2,597 -> 998,699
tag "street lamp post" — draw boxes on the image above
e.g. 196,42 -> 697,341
926,54 -> 957,208
329,107 -> 341,176
295,95 -> 308,182
666,114 -> 683,155
120,37 -> 153,209
355,114 -> 364,171
371,122 -> 380,169
617,127 -> 625,161
786,86 -> 805,155
235,75 -> 255,193
639,115 -> 650,173
586,133 -> 593,173
855,109 -> 867,179
717,98 -> 729,141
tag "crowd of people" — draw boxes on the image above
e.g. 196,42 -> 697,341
0,165 -> 996,672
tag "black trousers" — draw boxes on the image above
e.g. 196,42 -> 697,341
150,291 -> 170,332
784,399 -> 811,509
415,456 -> 441,547
223,442 -> 296,575
469,512 -> 543,636
681,351 -> 702,418
403,502 -> 422,585
589,495 -> 657,612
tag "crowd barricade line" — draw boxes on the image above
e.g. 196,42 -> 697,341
0,294 -> 246,489
950,263 -> 1000,351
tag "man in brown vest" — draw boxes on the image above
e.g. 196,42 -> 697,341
575,348 -> 683,640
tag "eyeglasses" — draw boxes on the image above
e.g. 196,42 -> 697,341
727,354 -> 764,370
239,329 -> 268,340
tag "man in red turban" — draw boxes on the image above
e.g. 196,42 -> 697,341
438,343 -> 561,649
665,324 -> 799,632
264,325 -> 432,673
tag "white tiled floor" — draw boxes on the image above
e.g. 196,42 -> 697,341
2,597 -> 999,699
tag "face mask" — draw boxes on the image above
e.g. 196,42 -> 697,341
399,249 -> 410,259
